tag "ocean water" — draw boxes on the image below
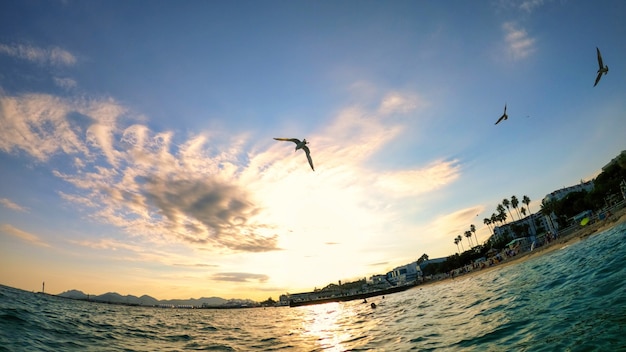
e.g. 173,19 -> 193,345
1,222 -> 625,351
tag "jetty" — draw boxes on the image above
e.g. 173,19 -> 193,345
288,282 -> 417,307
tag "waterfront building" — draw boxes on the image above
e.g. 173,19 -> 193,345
490,210 -> 553,244
542,180 -> 595,204
387,261 -> 421,286
367,274 -> 388,286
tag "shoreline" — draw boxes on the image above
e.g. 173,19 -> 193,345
418,206 -> 626,287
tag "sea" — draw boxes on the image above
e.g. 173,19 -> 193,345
1,222 -> 625,351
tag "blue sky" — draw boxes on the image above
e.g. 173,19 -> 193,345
1,0 -> 625,300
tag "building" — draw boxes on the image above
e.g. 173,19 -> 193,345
489,206 -> 560,244
418,257 -> 447,271
387,261 -> 421,286
542,180 -> 595,204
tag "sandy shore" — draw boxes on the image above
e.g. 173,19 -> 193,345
420,206 -> 626,286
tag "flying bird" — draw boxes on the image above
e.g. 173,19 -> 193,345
594,47 -> 609,87
495,104 -> 508,125
274,138 -> 315,171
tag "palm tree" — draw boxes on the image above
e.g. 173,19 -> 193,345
502,198 -> 514,222
497,212 -> 507,225
522,195 -> 531,214
522,195 -> 535,235
464,230 -> 473,248
511,195 -> 521,220
454,237 -> 460,253
470,224 -> 478,246
457,235 -> 465,252
491,213 -> 498,228
496,204 -> 508,224
483,218 -> 492,234
520,207 -> 527,217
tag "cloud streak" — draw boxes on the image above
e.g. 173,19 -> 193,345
211,272 -> 269,283
1,224 -> 50,247
519,0 -> 545,13
503,22 -> 536,60
0,43 -> 77,66
0,93 -> 124,163
0,198 -> 29,212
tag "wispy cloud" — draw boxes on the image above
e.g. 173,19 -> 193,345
0,93 -> 124,164
496,0 -> 548,13
502,22 -> 536,60
0,43 -> 77,66
1,224 -> 50,247
0,198 -> 29,212
53,77 -> 77,90
68,237 -> 217,268
519,0 -> 545,13
378,91 -> 427,116
426,205 -> 485,242
173,263 -> 219,268
211,272 -> 269,283
0,87 -> 461,258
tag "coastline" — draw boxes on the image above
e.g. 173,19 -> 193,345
418,206 -> 626,287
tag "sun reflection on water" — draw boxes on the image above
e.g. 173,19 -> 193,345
300,303 -> 352,351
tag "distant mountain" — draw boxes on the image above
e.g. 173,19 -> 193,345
138,294 -> 160,306
58,289 -> 89,300
58,290 -> 236,307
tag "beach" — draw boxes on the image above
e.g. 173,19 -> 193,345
423,205 -> 626,285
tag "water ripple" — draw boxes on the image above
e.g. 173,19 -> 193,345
1,223 -> 625,351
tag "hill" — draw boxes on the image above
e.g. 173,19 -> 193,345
58,289 -> 232,307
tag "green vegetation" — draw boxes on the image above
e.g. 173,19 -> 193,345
423,154 -> 625,277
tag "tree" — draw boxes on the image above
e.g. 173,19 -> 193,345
261,297 -> 276,306
483,218 -> 493,236
491,213 -> 498,227
522,195 -> 531,214
520,207 -> 527,217
465,230 -> 473,248
457,235 -> 465,252
470,224 -> 478,246
511,195 -> 521,220
454,237 -> 460,253
522,195 -> 535,236
496,205 -> 508,224
502,198 -> 514,222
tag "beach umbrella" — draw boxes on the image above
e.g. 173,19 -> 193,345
580,217 -> 590,226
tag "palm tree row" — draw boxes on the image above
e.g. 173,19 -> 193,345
482,194 -> 534,237
455,195 -> 535,253
452,223 -> 479,254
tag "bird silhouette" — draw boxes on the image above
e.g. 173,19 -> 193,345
495,104 -> 508,125
274,138 -> 315,171
594,47 -> 608,87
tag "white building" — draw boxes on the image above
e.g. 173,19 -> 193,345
387,261 -> 421,286
542,180 -> 594,204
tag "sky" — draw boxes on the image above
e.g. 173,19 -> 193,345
1,0 -> 625,301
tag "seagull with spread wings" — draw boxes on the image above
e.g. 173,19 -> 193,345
495,104 -> 508,125
274,138 -> 315,171
594,47 -> 609,87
